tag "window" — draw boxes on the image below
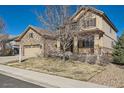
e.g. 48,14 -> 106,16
78,40 -> 83,48
78,37 -> 94,48
29,33 -> 33,38
111,41 -> 114,47
81,18 -> 96,28
71,22 -> 77,30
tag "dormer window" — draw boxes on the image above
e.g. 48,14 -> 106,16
29,33 -> 33,38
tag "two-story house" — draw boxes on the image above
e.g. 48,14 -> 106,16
16,7 -> 117,57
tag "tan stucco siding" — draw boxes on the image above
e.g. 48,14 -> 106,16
101,35 -> 113,49
94,15 -> 117,50
102,19 -> 117,41
96,14 -> 117,41
96,15 -> 103,29
100,19 -> 117,49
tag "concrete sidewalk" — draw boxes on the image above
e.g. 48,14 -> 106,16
0,64 -> 109,88
0,55 -> 29,63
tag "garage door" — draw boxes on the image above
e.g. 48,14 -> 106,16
24,45 -> 41,57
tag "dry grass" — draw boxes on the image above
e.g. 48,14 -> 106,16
89,64 -> 124,87
4,57 -> 105,81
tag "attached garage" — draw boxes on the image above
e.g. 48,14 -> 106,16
24,45 -> 42,57
16,25 -> 56,58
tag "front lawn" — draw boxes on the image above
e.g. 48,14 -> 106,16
3,57 -> 104,81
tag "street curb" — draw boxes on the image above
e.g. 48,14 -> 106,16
0,65 -> 58,88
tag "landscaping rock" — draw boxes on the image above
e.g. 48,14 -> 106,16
86,55 -> 97,64
78,55 -> 86,62
89,64 -> 124,87
99,55 -> 111,66
69,54 -> 79,61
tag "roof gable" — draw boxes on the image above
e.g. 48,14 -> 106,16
16,26 -> 41,41
16,25 -> 56,41
71,7 -> 118,32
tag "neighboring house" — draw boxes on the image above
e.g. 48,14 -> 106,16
16,7 -> 117,57
0,34 -> 9,55
0,34 -> 19,56
8,35 -> 19,55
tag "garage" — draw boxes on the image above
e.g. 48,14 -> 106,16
24,45 -> 41,57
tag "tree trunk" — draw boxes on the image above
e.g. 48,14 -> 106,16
62,46 -> 66,62
96,54 -> 100,64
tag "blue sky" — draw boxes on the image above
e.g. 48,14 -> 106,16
0,5 -> 124,36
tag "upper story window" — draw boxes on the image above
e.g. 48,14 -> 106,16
29,33 -> 33,38
111,41 -> 115,47
81,18 -> 96,29
71,22 -> 78,30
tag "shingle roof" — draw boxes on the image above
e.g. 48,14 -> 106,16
16,25 -> 56,41
0,34 -> 8,40
30,25 -> 54,36
0,34 -> 18,43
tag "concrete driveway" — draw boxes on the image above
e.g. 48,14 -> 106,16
0,55 -> 29,63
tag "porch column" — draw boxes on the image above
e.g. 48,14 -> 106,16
57,39 -> 60,52
73,36 -> 78,53
19,43 -> 22,63
42,38 -> 46,57
94,34 -> 101,64
94,34 -> 100,54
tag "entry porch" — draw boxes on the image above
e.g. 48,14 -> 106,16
57,30 -> 104,55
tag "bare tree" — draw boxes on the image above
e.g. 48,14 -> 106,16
36,6 -> 73,60
36,5 -> 94,61
0,17 -> 5,33
0,17 -> 6,56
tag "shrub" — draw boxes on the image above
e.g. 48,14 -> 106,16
78,55 -> 86,62
99,55 -> 111,66
64,51 -> 73,60
112,32 -> 124,65
69,54 -> 79,61
86,55 -> 97,64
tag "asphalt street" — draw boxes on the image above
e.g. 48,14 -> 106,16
0,73 -> 43,88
